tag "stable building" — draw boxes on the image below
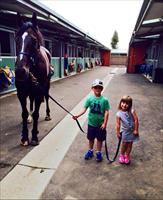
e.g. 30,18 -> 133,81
0,0 -> 110,94
127,0 -> 163,83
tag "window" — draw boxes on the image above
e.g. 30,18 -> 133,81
0,30 -> 15,56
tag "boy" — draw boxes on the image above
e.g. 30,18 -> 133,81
73,79 -> 110,162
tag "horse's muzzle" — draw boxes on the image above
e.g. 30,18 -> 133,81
15,67 -> 29,82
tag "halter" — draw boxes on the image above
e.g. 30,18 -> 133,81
17,23 -> 40,60
19,51 -> 32,57
16,51 -> 35,82
16,22 -> 47,82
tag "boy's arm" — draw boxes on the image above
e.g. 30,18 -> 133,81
101,110 -> 109,129
116,116 -> 121,138
132,110 -> 139,135
72,107 -> 87,120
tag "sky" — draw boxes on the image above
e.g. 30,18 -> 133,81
39,0 -> 143,50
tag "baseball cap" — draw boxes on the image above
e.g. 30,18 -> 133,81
92,79 -> 103,88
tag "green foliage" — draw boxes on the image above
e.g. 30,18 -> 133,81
111,30 -> 119,49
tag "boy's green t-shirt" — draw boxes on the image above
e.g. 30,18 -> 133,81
84,95 -> 110,127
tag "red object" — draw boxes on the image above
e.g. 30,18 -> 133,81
101,50 -> 111,66
127,42 -> 149,73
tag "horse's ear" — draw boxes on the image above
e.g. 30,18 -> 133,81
32,12 -> 37,29
17,12 -> 23,27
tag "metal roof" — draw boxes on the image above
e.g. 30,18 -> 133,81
0,0 -> 109,50
130,0 -> 163,44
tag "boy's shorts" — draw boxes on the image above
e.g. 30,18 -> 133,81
87,125 -> 106,141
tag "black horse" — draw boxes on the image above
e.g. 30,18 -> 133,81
15,13 -> 52,146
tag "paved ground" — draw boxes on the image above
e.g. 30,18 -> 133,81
0,66 -> 163,199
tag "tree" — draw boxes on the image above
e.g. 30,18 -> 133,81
111,30 -> 119,49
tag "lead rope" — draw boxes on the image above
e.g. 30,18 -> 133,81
105,132 -> 122,163
29,72 -> 86,134
47,94 -> 86,134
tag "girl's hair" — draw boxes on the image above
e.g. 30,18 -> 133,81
118,95 -> 132,111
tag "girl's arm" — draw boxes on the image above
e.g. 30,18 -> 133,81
132,110 -> 139,135
116,116 -> 121,138
101,110 -> 109,129
72,108 -> 87,120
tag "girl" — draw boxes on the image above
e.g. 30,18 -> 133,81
116,95 -> 139,164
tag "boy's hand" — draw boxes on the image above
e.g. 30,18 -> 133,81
100,123 -> 106,130
133,130 -> 139,136
117,132 -> 121,138
72,115 -> 78,120
72,108 -> 87,120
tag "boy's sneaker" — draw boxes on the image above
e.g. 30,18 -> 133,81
119,154 -> 125,164
84,150 -> 93,160
124,155 -> 130,164
96,151 -> 103,162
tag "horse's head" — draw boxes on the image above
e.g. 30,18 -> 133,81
15,13 -> 42,82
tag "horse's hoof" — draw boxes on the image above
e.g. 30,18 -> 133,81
31,140 -> 39,146
27,118 -> 32,124
20,140 -> 29,146
27,115 -> 32,123
45,116 -> 51,121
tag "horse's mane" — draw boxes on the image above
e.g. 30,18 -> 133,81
15,22 -> 43,46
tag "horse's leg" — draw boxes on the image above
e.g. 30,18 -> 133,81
45,94 -> 51,121
45,80 -> 51,121
18,95 -> 29,146
31,98 -> 42,146
27,95 -> 34,123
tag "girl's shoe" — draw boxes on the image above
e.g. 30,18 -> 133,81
119,154 -> 125,164
124,155 -> 130,164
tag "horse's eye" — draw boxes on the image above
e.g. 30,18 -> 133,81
32,37 -> 37,44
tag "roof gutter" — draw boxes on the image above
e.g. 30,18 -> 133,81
135,0 -> 153,34
16,0 -> 49,17
130,0 -> 152,45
